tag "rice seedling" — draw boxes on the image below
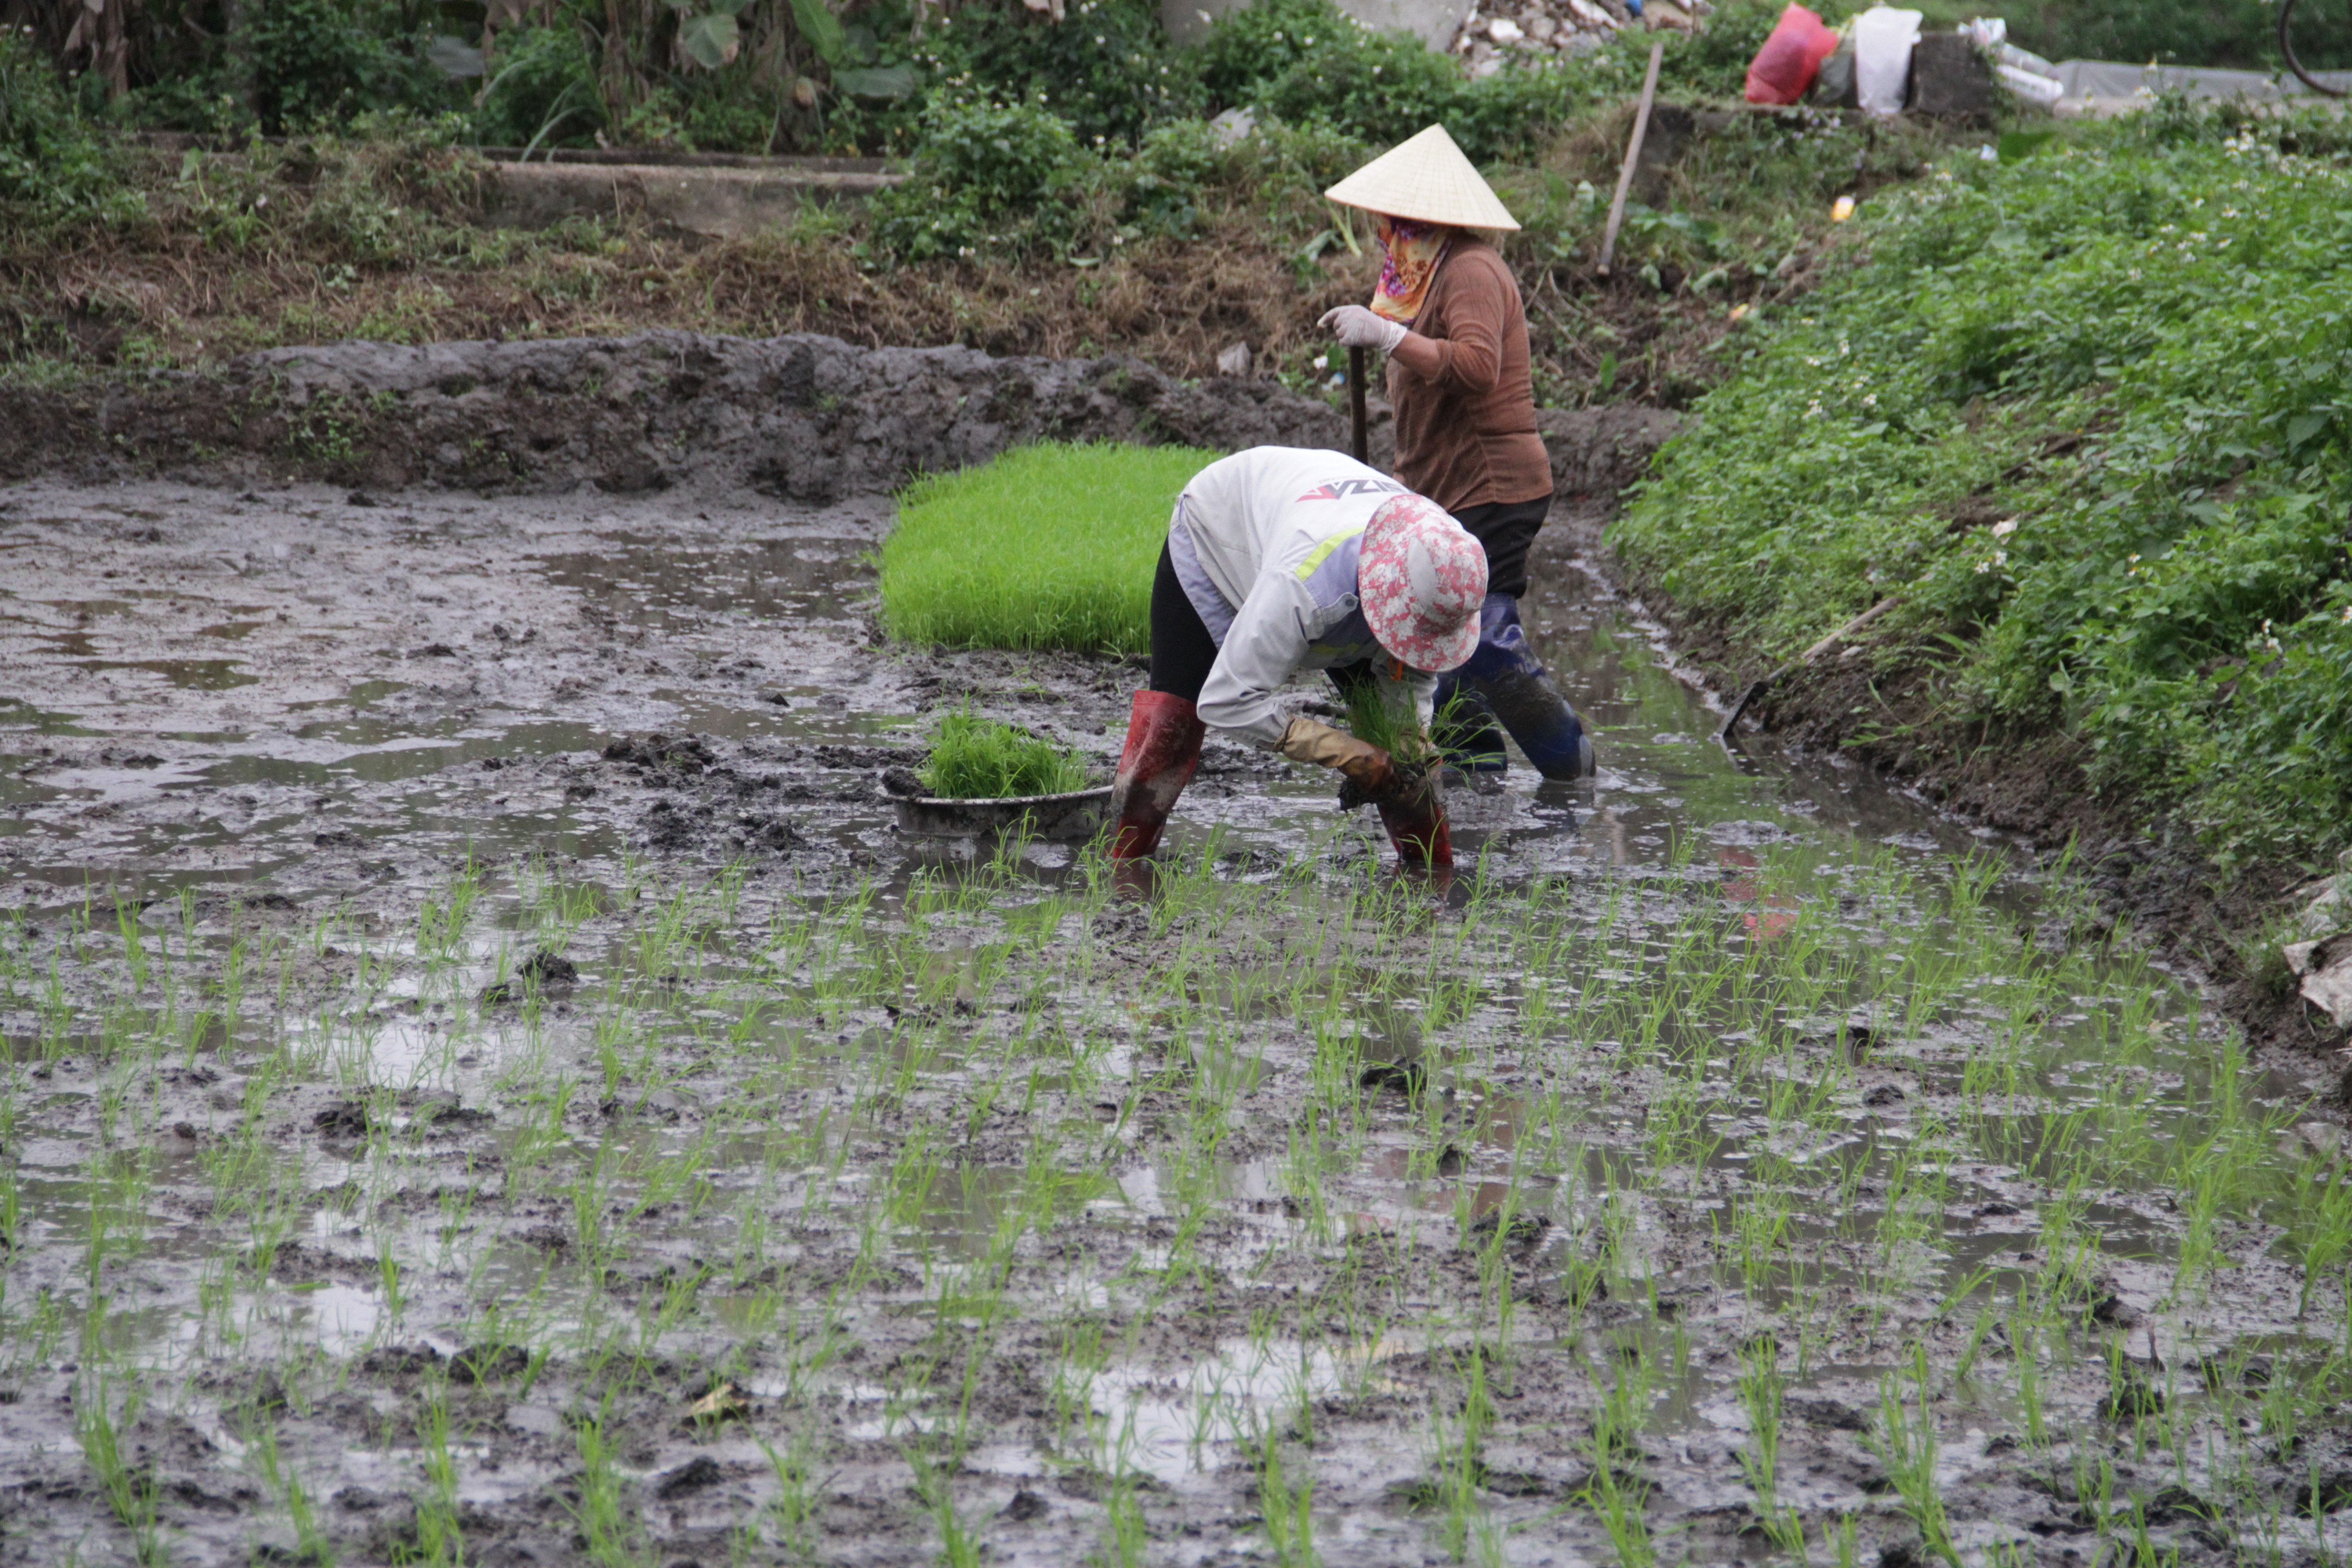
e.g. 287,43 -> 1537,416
1582,1345 -> 1656,1568
76,1377 -> 164,1566
1873,1346 -> 1960,1568
916,710 -> 1098,799
880,441 -> 1217,653
1257,1421 -> 1319,1568
1735,1337 -> 1804,1557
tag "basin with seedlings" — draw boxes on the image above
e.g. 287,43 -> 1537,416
887,710 -> 1110,839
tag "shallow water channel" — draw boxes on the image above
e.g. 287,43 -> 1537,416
0,482 -> 2347,1567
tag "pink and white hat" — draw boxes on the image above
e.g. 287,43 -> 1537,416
1359,495 -> 1487,673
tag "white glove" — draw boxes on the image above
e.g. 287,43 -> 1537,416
1319,305 -> 1408,357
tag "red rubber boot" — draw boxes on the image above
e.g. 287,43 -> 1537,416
1110,691 -> 1206,860
1377,793 -> 1454,872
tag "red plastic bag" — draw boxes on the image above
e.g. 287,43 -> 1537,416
1744,3 -> 1838,104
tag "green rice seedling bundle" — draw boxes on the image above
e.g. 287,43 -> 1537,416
881,441 -> 1219,653
1340,679 -> 1434,762
1341,679 -> 1489,769
919,710 -> 1095,799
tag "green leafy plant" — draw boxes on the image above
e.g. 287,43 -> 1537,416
865,92 -> 1093,261
918,0 -> 1186,147
919,710 -> 1095,799
1189,0 -> 1581,165
471,23 -> 608,150
0,30 -> 128,223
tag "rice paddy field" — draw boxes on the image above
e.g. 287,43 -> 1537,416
1,477 -> 2348,1567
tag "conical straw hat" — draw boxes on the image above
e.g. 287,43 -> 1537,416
1323,124 -> 1520,231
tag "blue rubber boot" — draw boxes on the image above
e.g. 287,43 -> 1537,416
1432,675 -> 1510,775
1446,595 -> 1596,781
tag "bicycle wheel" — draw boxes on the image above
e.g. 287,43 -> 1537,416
2280,0 -> 2352,98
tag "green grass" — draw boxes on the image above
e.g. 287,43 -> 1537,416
880,442 -> 1220,655
1615,103 -> 2352,871
919,711 -> 1097,799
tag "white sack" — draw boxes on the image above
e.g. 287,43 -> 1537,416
1853,5 -> 1923,115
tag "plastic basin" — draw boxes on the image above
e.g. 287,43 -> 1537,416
891,785 -> 1113,841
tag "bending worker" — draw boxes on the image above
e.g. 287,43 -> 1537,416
1318,123 -> 1596,782
1107,446 -> 1488,870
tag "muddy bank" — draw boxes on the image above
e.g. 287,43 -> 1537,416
0,332 -> 1363,499
1,331 -> 1692,505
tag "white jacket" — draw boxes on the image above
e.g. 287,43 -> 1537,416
1170,447 -> 1436,748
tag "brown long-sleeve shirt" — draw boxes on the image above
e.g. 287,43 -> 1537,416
1385,240 -> 1553,513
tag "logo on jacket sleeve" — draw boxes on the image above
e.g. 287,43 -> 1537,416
1296,477 -> 1408,502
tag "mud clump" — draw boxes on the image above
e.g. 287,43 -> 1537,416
481,950 -> 581,1004
654,1455 -> 725,1499
519,951 -> 580,986
604,732 -> 718,776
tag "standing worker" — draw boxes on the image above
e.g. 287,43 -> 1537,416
1107,446 -> 1488,871
1317,124 -> 1597,783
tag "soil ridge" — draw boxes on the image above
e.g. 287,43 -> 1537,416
0,330 -> 1694,507
0,330 -> 1359,499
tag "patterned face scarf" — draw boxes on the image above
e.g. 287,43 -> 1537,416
1369,215 -> 1456,326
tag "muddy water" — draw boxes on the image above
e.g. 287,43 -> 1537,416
1,481 -> 2344,1567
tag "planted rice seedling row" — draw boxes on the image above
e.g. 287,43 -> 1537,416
0,822 -> 2340,1564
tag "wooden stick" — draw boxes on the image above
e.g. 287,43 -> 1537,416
1597,40 -> 1665,278
1714,596 -> 1899,745
1348,345 -> 1369,465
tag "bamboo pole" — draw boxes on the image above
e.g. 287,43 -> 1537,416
1348,346 -> 1369,464
1597,40 -> 1666,277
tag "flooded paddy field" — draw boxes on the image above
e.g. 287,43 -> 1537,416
3,476 -> 2350,1567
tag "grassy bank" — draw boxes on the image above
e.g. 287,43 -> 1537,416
1614,101 -> 2352,889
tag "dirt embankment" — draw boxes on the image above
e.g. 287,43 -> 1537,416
0,332 -> 1366,499
0,329 -> 1692,505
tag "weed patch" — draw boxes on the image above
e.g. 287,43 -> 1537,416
1616,105 -> 2352,869
880,441 -> 1215,654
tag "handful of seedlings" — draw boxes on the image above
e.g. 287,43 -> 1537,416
917,710 -> 1096,800
1338,679 -> 1444,811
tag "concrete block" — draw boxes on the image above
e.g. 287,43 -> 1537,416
1908,32 -> 1997,121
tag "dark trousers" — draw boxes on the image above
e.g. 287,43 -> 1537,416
1450,494 -> 1551,601
1149,542 -> 1219,701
